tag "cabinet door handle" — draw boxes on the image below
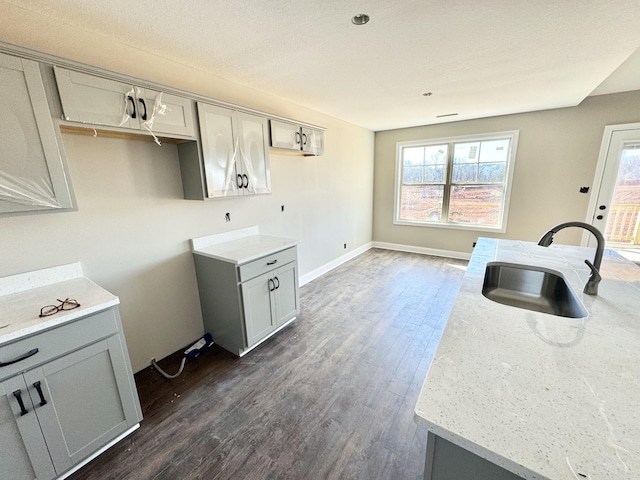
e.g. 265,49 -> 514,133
12,390 -> 28,416
295,131 -> 301,145
274,276 -> 280,289
268,278 -> 276,292
242,174 -> 249,188
33,381 -> 47,407
237,174 -> 243,188
139,98 -> 148,121
0,348 -> 38,367
127,95 -> 137,119
302,133 -> 307,145
266,259 -> 278,266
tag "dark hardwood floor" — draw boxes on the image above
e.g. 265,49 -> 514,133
69,248 -> 467,480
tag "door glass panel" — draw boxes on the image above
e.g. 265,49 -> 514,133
604,143 -> 640,249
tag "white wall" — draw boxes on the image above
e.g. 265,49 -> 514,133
0,7 -> 375,371
373,91 -> 640,254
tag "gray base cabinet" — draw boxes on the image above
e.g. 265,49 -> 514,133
0,307 -> 142,480
424,432 -> 523,480
194,247 -> 299,356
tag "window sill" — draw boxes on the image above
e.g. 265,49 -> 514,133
393,218 -> 507,234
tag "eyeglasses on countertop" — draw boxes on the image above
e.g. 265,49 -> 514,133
39,298 -> 81,318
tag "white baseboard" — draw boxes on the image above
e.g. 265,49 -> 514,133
299,242 -> 373,286
299,241 -> 469,287
371,241 -> 471,260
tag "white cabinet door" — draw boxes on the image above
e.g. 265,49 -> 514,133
241,272 -> 275,347
269,120 -> 301,151
54,67 -> 139,129
23,336 -> 140,474
136,88 -> 194,137
0,53 -> 74,214
301,127 -> 324,156
197,103 -> 241,198
54,67 -> 194,137
273,262 -> 299,327
0,376 -> 56,480
236,112 -> 271,195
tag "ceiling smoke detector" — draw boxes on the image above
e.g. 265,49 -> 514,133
351,14 -> 370,25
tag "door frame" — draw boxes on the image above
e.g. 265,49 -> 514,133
584,122 -> 640,246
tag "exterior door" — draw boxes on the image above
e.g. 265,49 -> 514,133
589,124 -> 640,256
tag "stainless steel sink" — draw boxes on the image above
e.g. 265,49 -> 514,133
482,262 -> 587,318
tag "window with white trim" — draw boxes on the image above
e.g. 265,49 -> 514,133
394,131 -> 518,232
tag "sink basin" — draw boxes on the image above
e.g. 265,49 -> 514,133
482,262 -> 587,318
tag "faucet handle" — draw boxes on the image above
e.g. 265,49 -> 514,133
583,259 -> 602,295
584,259 -> 602,283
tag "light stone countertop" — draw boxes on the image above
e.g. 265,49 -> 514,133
0,263 -> 119,347
415,237 -> 640,480
192,227 -> 298,265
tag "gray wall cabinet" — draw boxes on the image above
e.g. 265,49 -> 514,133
269,119 -> 324,156
179,102 -> 271,199
193,246 -> 299,356
0,307 -> 142,480
0,52 -> 75,215
53,66 -> 195,138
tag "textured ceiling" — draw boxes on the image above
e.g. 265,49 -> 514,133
4,0 -> 640,131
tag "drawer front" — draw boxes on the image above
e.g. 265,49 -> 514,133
0,308 -> 119,381
238,247 -> 297,282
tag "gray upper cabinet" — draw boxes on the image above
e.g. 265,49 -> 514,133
53,66 -> 195,138
0,52 -> 75,215
269,119 -> 324,155
181,102 -> 270,199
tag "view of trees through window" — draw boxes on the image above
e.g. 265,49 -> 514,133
397,135 -> 515,228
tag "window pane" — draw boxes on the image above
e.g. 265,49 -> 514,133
452,163 -> 477,182
400,185 -> 444,221
453,139 -> 509,184
402,145 -> 447,184
454,142 -> 480,164
478,162 -> 506,182
448,185 -> 504,226
478,139 -> 509,163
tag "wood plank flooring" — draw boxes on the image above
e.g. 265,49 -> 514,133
69,248 -> 467,480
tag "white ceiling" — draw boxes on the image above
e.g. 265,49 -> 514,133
6,0 -> 640,131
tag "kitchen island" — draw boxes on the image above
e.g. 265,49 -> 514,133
415,238 -> 640,480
